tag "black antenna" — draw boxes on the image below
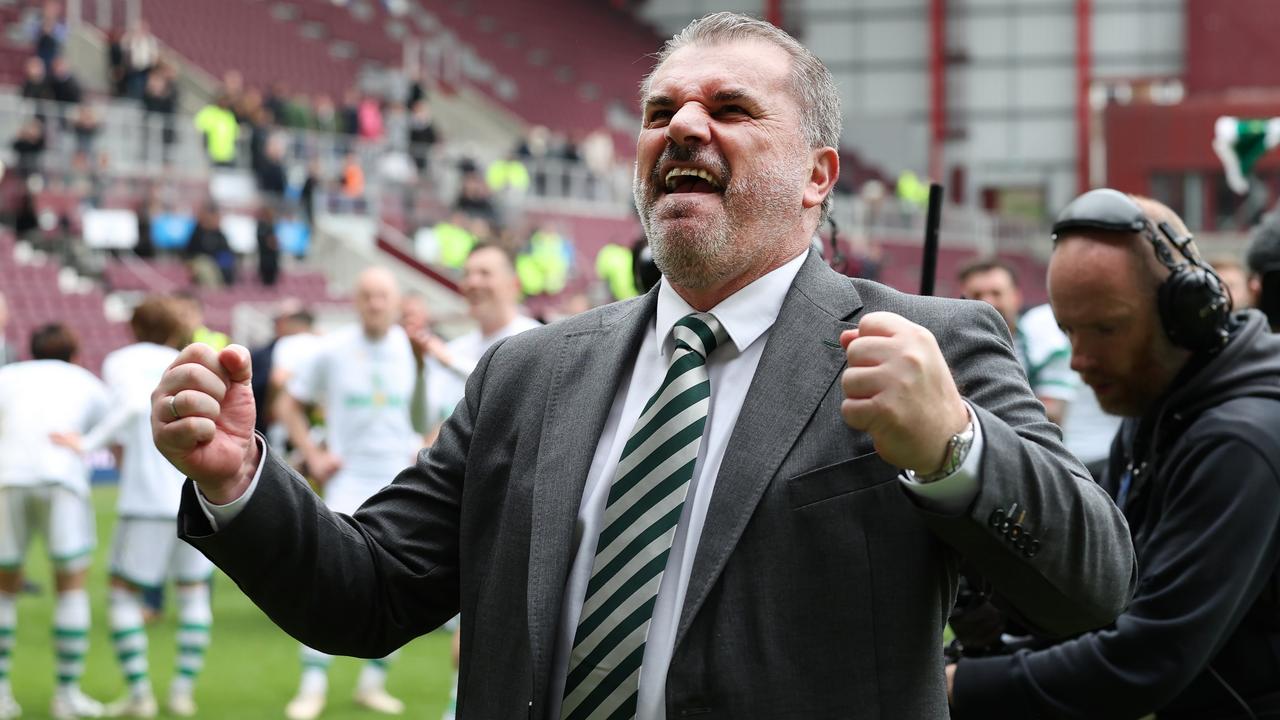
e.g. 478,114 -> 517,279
920,183 -> 944,296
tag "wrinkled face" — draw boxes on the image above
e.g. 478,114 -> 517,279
634,40 -> 814,290
354,270 -> 399,338
460,247 -> 519,316
960,268 -> 1022,334
399,294 -> 431,330
1049,237 -> 1184,417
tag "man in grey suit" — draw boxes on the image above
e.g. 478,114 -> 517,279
151,13 -> 1135,719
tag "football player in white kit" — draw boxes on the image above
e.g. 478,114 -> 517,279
54,297 -> 213,717
276,267 -> 424,720
0,324 -> 110,720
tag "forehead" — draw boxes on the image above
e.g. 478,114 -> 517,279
645,39 -> 795,104
964,267 -> 1015,288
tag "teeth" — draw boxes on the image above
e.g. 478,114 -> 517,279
664,167 -> 722,191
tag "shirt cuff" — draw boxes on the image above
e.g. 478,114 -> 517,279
194,434 -> 267,531
897,401 -> 984,515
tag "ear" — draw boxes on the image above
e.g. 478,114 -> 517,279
802,146 -> 839,212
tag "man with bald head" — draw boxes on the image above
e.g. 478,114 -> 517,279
154,14 -> 1133,718
949,191 -> 1280,719
273,266 -> 420,719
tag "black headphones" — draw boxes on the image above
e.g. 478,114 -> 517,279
1051,188 -> 1231,354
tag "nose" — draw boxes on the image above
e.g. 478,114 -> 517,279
1069,347 -> 1094,374
665,103 -> 711,147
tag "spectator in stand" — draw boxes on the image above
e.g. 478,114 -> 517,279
194,94 -> 239,168
312,94 -> 342,135
142,64 -> 179,163
339,153 -> 365,211
285,93 -> 314,130
357,95 -> 384,141
10,118 -> 47,178
257,205 -> 281,287
454,166 -> 497,225
407,99 -> 439,173
71,104 -> 100,156
122,19 -> 160,99
485,150 -> 530,198
256,133 -> 289,203
48,56 -> 81,105
222,71 -> 247,121
20,57 -> 52,102
107,29 -> 127,96
185,204 -> 235,288
301,158 -> 321,227
264,83 -> 290,127
383,101 -> 408,153
406,69 -> 426,109
29,1 -> 66,74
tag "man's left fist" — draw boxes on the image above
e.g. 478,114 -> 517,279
840,311 -> 970,474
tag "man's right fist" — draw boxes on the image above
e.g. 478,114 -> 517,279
152,343 -> 259,504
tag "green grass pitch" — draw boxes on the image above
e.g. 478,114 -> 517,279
8,485 -> 455,718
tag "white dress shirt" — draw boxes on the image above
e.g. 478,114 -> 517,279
199,251 -> 985,720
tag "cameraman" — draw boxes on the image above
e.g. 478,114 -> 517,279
948,191 -> 1280,719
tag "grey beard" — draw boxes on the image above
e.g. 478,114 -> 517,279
634,152 -> 807,290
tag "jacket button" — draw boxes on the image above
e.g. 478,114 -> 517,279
1015,535 -> 1028,550
1024,539 -> 1040,558
1008,524 -> 1023,541
989,508 -> 1006,528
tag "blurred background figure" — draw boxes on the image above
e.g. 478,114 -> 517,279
958,258 -> 1076,426
51,297 -> 213,718
1247,213 -> 1280,331
275,268 -> 419,720
1210,255 -> 1252,309
0,324 -> 109,720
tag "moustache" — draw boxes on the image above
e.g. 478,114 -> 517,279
646,145 -> 731,192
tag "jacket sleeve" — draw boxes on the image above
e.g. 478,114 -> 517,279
178,338 -> 508,658
916,300 -> 1137,638
952,433 -> 1280,719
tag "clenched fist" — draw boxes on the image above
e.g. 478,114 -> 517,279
151,343 -> 259,504
840,312 -> 970,475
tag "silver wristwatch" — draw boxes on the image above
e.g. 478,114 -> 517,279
914,413 -> 976,484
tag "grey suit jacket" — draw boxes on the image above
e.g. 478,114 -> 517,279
180,251 -> 1136,719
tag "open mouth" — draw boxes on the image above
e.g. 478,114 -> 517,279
663,167 -> 724,194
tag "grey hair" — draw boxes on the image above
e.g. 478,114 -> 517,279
641,12 -> 842,222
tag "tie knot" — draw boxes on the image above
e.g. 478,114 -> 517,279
672,312 -> 728,360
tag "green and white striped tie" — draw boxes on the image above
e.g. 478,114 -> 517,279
561,312 -> 728,720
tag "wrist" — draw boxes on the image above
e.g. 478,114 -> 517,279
201,437 -> 260,505
917,402 -> 976,482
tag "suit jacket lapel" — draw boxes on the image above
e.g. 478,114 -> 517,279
526,290 -> 657,713
675,251 -> 864,647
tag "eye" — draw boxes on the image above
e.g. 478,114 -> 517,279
646,109 -> 673,126
717,104 -> 749,117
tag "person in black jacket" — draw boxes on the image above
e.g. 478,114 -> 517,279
949,190 -> 1280,719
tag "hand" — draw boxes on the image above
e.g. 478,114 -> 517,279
304,447 -> 343,485
49,431 -> 83,453
946,663 -> 957,703
423,334 -> 453,368
152,343 -> 258,504
840,312 -> 969,474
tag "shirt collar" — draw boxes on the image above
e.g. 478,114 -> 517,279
656,250 -> 808,359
